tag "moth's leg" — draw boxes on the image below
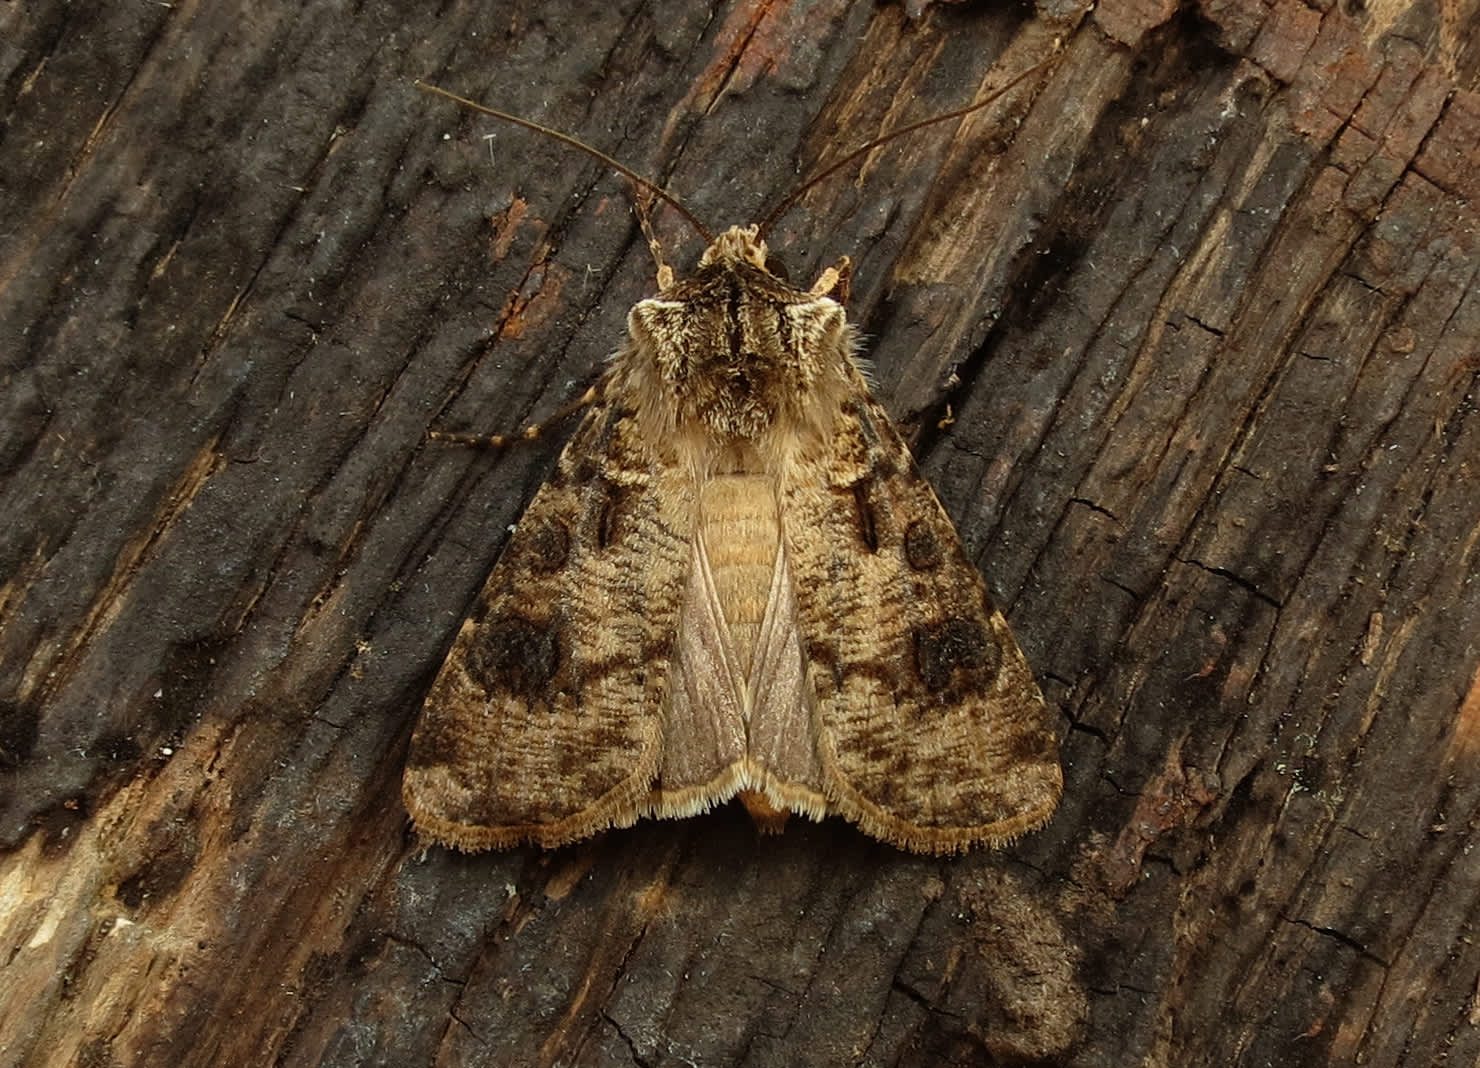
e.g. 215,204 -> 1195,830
428,383 -> 601,449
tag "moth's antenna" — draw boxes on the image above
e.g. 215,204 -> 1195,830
416,80 -> 715,245
756,57 -> 1054,239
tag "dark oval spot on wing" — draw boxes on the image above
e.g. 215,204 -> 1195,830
903,519 -> 943,570
517,518 -> 570,573
465,617 -> 561,697
913,618 -> 1000,694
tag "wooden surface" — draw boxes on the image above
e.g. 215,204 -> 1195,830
2,0 -> 1478,1065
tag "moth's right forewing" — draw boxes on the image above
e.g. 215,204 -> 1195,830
404,403 -> 694,850
783,390 -> 1063,854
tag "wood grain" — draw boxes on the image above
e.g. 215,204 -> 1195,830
0,0 -> 1476,1064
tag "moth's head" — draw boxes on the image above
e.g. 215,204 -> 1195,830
696,225 -> 770,274
690,225 -> 833,298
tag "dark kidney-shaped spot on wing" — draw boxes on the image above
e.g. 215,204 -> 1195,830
913,618 -> 1001,695
466,617 -> 561,697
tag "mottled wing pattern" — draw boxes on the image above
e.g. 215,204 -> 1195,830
782,390 -> 1062,854
404,401 -> 695,850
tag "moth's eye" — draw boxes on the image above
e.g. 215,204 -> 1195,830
765,255 -> 790,282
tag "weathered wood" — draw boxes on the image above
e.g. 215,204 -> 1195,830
1,0 -> 1477,1065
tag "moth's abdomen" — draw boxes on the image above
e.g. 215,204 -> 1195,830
697,472 -> 779,675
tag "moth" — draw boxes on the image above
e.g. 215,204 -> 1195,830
404,71 -> 1062,854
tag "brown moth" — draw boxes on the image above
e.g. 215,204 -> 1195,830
404,77 -> 1062,854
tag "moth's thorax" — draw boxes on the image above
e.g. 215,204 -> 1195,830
621,225 -> 856,468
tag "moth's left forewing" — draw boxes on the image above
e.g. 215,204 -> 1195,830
404,402 -> 695,850
780,352 -> 1062,854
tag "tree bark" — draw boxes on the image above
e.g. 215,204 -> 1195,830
1,0 -> 1477,1065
